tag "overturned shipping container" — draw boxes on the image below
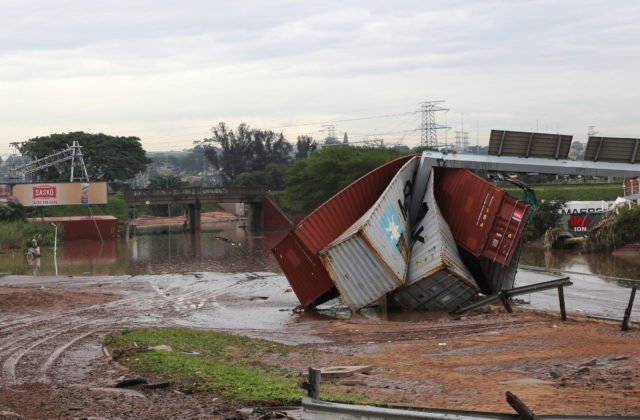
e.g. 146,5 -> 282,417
319,157 -> 418,312
272,155 -> 414,308
392,170 -> 479,311
434,168 -> 530,267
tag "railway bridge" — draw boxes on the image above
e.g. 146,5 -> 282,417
124,187 -> 266,232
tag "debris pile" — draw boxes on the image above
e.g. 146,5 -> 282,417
273,155 -> 531,312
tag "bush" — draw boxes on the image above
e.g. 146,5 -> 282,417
0,221 -> 58,251
0,203 -> 26,222
588,205 -> 640,251
522,199 -> 565,241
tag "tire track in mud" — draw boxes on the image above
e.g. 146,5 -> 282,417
0,275 -> 258,386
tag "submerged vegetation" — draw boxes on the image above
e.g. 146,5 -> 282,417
588,205 -> 640,251
105,328 -> 367,405
0,220 -> 58,252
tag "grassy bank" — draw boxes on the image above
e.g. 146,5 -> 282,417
105,328 -> 367,406
0,221 -> 58,252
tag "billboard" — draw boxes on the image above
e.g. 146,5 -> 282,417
5,182 -> 108,206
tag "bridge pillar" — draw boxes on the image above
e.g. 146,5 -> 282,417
187,203 -> 201,233
247,202 -> 264,232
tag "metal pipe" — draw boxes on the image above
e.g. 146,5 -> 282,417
50,223 -> 58,276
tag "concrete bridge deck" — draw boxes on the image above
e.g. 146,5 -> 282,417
124,187 -> 266,232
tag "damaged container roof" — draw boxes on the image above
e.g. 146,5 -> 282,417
391,169 -> 480,311
272,155 -> 414,308
319,157 -> 417,312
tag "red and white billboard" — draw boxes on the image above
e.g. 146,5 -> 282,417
6,182 -> 108,206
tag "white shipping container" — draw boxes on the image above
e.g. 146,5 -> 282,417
319,157 -> 418,312
392,170 -> 479,311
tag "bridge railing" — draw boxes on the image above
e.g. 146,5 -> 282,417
124,187 -> 266,204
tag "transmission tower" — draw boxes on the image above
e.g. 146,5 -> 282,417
455,131 -> 469,151
9,141 -> 89,182
420,101 -> 450,148
322,125 -> 338,144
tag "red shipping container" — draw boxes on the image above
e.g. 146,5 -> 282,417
272,155 -> 414,308
624,177 -> 640,197
434,168 -> 529,267
263,194 -> 294,231
481,195 -> 530,266
28,216 -> 119,241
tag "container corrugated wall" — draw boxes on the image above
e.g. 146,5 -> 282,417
481,195 -> 530,266
481,240 -> 524,293
320,157 -> 417,312
391,170 -> 479,311
272,155 -> 414,308
434,168 -> 529,267
434,168 -> 503,258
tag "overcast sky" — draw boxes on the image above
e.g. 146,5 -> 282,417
1,0 -> 639,158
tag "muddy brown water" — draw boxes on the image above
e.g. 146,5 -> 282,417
0,223 -> 638,323
0,222 -> 282,276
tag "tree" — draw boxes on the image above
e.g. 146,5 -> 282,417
199,122 -> 293,185
295,135 -> 318,158
147,174 -> 186,189
284,147 -> 405,213
19,132 -> 151,182
233,163 -> 288,190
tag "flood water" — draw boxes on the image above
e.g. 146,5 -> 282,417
520,246 -> 640,283
0,222 -> 283,276
1,224 -> 638,322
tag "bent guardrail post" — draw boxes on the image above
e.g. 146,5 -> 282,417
558,285 -> 567,321
622,286 -> 637,331
506,391 -> 539,420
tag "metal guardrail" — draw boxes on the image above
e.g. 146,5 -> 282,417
455,277 -> 573,320
301,397 -> 640,419
518,266 -> 638,331
301,367 -> 640,419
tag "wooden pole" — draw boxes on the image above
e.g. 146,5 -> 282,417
506,391 -> 539,420
308,368 -> 321,399
557,285 -> 567,321
622,287 -> 637,331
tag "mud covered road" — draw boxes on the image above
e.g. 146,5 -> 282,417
0,272 -> 638,418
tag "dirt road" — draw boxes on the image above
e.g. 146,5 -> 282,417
0,272 -> 638,418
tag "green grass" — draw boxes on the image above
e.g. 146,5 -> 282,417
0,221 -> 58,251
503,183 -> 622,202
105,328 -> 368,406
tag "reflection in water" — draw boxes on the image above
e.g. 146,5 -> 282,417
520,246 -> 640,284
0,222 -> 286,276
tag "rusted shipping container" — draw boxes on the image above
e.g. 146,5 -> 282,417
272,155 -> 414,308
319,157 -> 417,312
433,168 -> 529,266
27,216 -> 119,241
263,194 -> 294,231
480,240 -> 524,293
481,194 -> 529,265
624,177 -> 640,197
392,170 -> 479,311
